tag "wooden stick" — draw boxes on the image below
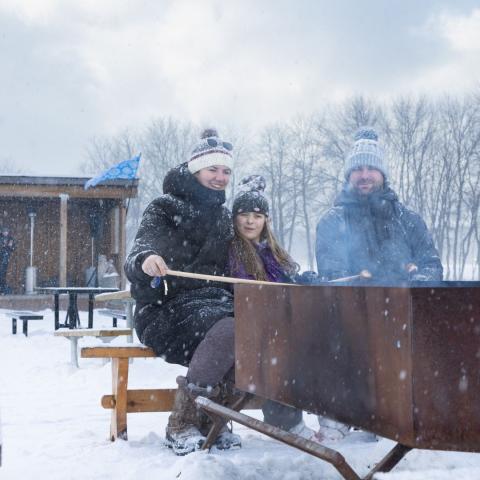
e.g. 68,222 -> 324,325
166,269 -> 295,287
329,270 -> 372,283
96,269 -> 297,301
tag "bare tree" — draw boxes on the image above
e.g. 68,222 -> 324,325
257,125 -> 296,249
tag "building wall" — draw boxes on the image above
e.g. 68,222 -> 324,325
0,197 -> 117,293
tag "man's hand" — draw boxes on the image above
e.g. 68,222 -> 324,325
142,254 -> 169,277
405,263 -> 418,274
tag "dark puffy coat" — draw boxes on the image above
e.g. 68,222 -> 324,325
315,186 -> 443,282
125,163 -> 234,366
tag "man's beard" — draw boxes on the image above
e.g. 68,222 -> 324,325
349,182 -> 384,197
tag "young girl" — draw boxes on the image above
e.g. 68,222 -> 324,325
228,175 -> 317,439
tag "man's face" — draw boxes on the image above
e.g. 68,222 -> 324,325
348,166 -> 384,195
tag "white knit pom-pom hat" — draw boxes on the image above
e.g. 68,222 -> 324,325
187,128 -> 234,174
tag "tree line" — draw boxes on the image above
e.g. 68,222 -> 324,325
83,91 -> 480,280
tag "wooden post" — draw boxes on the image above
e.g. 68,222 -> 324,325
111,357 -> 129,440
119,200 -> 127,290
110,206 -> 120,255
59,193 -> 69,287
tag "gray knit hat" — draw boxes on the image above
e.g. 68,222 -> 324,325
188,128 -> 234,174
344,127 -> 387,179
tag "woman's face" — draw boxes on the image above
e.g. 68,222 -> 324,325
235,212 -> 266,243
195,165 -> 232,190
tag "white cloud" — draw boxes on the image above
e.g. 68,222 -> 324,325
436,8 -> 480,52
1,1 -> 480,175
408,8 -> 480,95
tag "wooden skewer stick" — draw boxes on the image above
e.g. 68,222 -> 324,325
329,269 -> 372,283
166,269 -> 295,287
96,269 -> 297,301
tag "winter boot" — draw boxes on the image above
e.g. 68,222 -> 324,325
211,378 -> 244,450
165,376 -> 219,456
315,416 -> 350,442
288,420 -> 318,441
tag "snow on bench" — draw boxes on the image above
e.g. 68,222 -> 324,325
55,329 -> 132,368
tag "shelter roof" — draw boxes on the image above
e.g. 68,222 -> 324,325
0,175 -> 138,199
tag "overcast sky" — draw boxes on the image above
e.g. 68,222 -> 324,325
1,0 -> 479,176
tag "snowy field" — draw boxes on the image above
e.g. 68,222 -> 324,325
1,308 -> 480,480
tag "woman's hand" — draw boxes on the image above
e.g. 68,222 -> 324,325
142,254 -> 169,277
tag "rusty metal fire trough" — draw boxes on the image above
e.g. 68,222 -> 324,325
196,282 -> 480,479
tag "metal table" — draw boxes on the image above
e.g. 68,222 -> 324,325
35,287 -> 119,329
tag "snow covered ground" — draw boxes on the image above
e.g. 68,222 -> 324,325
1,308 -> 480,480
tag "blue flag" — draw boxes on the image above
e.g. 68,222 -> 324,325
84,153 -> 141,190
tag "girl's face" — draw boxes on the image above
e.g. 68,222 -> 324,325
235,212 -> 266,243
195,165 -> 232,190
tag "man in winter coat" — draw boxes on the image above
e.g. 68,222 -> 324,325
315,128 -> 443,284
125,129 -> 239,454
314,127 -> 443,441
0,226 -> 15,294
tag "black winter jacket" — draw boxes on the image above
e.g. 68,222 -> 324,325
125,164 -> 234,365
315,186 -> 443,283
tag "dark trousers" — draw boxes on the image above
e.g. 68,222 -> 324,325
187,316 -> 303,431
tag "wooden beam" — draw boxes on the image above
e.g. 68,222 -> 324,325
102,389 -> 177,412
59,194 -> 68,287
111,358 -> 129,440
81,346 -> 156,358
119,200 -> 127,289
100,389 -> 265,413
0,184 -> 137,200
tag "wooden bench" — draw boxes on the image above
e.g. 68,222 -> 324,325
80,345 -> 264,441
97,308 -> 127,327
5,311 -> 44,336
55,329 -> 132,368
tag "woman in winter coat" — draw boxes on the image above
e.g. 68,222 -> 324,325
125,129 -> 240,455
228,175 -> 317,440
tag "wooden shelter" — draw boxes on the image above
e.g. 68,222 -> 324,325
0,175 -> 138,295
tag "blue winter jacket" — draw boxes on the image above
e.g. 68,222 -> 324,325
315,186 -> 443,283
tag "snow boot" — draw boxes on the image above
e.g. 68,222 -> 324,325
195,375 -> 244,450
211,378 -> 243,450
315,416 -> 350,442
288,420 -> 317,441
165,376 -> 219,456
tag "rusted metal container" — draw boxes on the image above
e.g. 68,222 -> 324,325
234,282 -> 480,452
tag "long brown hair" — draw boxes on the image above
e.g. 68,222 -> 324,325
230,217 -> 299,281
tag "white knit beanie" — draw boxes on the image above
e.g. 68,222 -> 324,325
187,128 -> 234,174
344,127 -> 387,179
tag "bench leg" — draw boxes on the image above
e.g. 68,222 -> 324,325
111,358 -> 129,441
112,317 -> 117,328
69,337 -> 79,368
12,318 -> 17,334
126,302 -> 134,343
23,320 -> 28,337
